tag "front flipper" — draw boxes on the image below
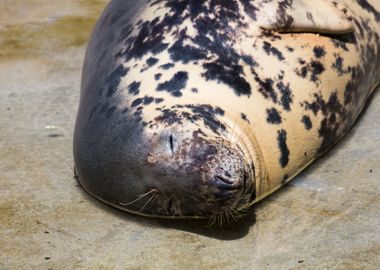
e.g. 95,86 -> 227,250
259,0 -> 354,34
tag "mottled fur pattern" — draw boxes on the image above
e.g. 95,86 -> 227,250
74,0 -> 380,220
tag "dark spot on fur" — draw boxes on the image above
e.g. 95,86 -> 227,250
301,115 -> 313,130
276,0 -> 295,29
296,60 -> 325,82
242,55 -> 258,67
155,73 -> 162,80
160,63 -> 175,70
122,18 -> 169,61
131,98 -> 143,107
240,113 -> 250,124
202,62 -> 251,96
286,46 -> 294,52
154,109 -> 183,126
332,54 -> 345,76
128,81 -> 141,95
106,65 -> 129,97
330,39 -> 349,51
309,61 -> 325,82
304,92 -> 347,153
169,29 -> 207,64
253,71 -> 277,102
157,71 -> 189,97
313,46 -> 326,58
277,129 -> 290,168
240,0 -> 258,20
183,104 -> 226,134
263,41 -> 285,61
266,108 -> 282,124
146,57 -> 159,66
276,81 -> 293,111
143,96 -> 154,105
306,12 -> 314,23
357,0 -> 380,21
154,103 -> 226,135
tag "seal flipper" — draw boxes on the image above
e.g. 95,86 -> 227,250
259,0 -> 354,34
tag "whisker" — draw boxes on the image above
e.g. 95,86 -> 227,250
225,210 -> 231,224
230,210 -> 238,222
230,211 -> 237,222
138,194 -> 157,212
208,214 -> 216,227
219,121 -> 224,150
120,189 -> 156,206
229,113 -> 239,146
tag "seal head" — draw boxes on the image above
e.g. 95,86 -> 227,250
74,109 -> 255,219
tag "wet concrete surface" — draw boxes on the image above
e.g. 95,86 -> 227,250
0,1 -> 379,269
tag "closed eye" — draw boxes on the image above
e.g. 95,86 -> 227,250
169,134 -> 175,153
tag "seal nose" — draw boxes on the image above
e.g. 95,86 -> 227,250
214,174 -> 235,185
213,174 -> 241,190
212,171 -> 244,200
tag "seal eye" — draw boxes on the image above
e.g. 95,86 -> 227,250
168,134 -> 175,153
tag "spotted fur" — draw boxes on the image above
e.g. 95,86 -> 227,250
74,0 -> 380,219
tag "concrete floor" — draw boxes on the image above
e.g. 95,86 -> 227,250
0,1 -> 379,269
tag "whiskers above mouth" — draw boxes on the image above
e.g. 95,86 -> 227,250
120,187 -> 159,213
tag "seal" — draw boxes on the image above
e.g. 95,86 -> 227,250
74,0 -> 380,221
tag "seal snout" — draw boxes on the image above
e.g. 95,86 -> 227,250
74,120 -> 255,219
205,158 -> 248,209
212,174 -> 243,204
213,174 -> 242,191
214,174 -> 237,187
133,130 -> 253,218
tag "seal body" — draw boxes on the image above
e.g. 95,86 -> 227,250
74,0 -> 380,219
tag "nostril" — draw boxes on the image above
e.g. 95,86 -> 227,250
214,174 -> 234,185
